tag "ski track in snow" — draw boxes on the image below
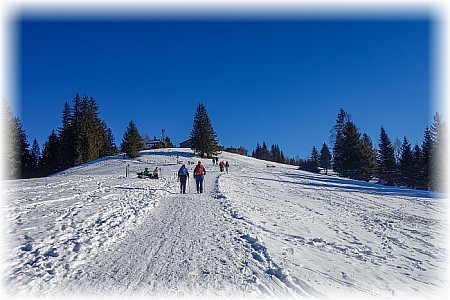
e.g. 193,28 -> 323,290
2,149 -> 448,299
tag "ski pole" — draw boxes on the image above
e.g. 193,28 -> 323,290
188,176 -> 190,193
203,175 -> 205,193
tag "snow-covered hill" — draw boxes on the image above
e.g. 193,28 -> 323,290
2,148 -> 448,299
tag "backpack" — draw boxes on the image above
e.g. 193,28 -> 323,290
194,165 -> 205,175
178,166 -> 187,176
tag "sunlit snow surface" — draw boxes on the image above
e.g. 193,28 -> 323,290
2,149 -> 447,299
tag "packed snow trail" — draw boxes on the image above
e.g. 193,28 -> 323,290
56,170 -> 318,298
2,149 -> 447,299
57,173 -> 252,297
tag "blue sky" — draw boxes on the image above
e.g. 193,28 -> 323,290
15,16 -> 434,158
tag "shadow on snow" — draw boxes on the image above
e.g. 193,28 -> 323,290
240,171 -> 443,200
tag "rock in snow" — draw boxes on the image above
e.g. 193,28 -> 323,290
2,148 -> 448,299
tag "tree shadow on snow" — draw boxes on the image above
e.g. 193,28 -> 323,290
240,172 -> 443,200
286,172 -> 444,199
140,149 -> 196,160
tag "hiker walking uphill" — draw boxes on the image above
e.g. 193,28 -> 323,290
193,161 -> 206,193
178,164 -> 189,194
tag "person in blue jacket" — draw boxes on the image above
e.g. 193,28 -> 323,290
178,164 -> 189,194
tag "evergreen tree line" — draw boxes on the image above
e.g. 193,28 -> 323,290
4,94 -> 119,178
122,102 -> 217,159
304,108 -> 446,192
220,146 -> 248,156
103,120 -> 176,160
4,99 -> 212,179
298,144 -> 332,174
251,142 -> 299,165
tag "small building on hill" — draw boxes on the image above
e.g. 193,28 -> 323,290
144,139 -> 160,150
179,139 -> 192,148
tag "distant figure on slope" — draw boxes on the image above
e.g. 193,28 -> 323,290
178,164 -> 189,194
225,161 -> 229,173
152,167 -> 159,179
219,161 -> 224,172
193,161 -> 206,193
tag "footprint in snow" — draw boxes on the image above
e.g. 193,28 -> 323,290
21,242 -> 33,252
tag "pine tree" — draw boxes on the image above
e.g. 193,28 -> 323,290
420,127 -> 432,190
5,109 -> 32,179
104,127 -> 118,156
58,101 -> 75,169
19,119 -> 32,178
79,96 -> 101,162
332,108 -> 350,174
339,120 -> 364,179
190,103 -> 219,157
377,126 -> 398,186
64,95 -> 114,164
71,93 -> 83,165
164,137 -> 174,148
252,143 -> 262,159
360,133 -> 377,181
3,103 -> 22,179
299,147 -> 320,173
30,138 -> 41,178
121,121 -> 143,158
270,144 -> 285,163
412,144 -> 424,189
311,146 -> 319,165
331,110 -> 373,180
40,130 -> 60,176
430,112 -> 447,191
260,142 -> 271,161
399,137 -> 414,188
319,143 -> 332,175
393,137 -> 402,164
310,146 -> 320,173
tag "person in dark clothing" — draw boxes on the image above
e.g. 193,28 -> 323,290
152,167 -> 159,179
193,161 -> 206,193
225,161 -> 229,173
178,164 -> 189,194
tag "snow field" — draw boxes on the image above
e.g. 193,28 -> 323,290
3,154 -> 176,296
217,154 -> 448,299
2,148 -> 448,299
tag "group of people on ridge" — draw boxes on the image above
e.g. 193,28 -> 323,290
177,161 -> 206,194
219,161 -> 229,173
212,157 -> 229,173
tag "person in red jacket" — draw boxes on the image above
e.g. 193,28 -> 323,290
193,161 -> 206,193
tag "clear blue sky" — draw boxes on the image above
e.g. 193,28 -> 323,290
15,15 -> 435,158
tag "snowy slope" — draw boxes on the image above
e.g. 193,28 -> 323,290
2,148 -> 448,299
